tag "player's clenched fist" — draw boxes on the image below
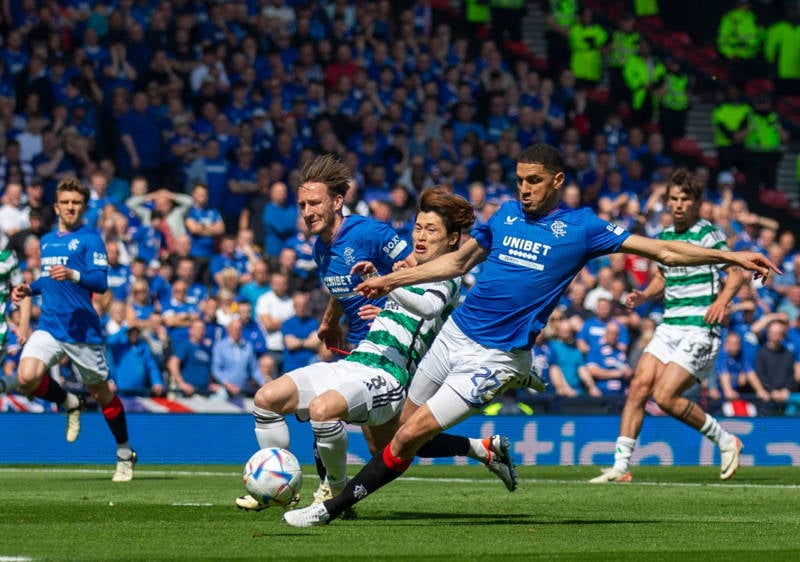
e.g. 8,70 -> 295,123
11,283 -> 31,303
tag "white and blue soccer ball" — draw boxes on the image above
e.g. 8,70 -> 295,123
243,448 -> 303,507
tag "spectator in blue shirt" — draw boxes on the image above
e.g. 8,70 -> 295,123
174,256 -> 209,308
549,319 -> 586,397
32,126 -> 76,203
211,318 -> 262,399
210,234 -> 250,290
184,139 -> 230,212
167,318 -> 213,397
162,279 -> 201,352
105,240 -> 131,302
125,278 -> 154,331
118,91 -> 161,182
107,326 -> 164,397
184,183 -> 224,280
579,322 -> 632,396
262,181 -> 298,264
577,297 -> 630,355
281,291 -> 321,374
713,331 -> 770,402
224,143 -> 259,233
238,259 -> 271,309
237,300 -> 268,359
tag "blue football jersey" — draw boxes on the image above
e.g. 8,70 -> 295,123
314,215 -> 412,344
31,227 -> 109,344
453,201 -> 631,351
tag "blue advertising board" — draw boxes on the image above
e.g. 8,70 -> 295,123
1,414 -> 798,466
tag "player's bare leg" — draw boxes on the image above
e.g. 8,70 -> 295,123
652,363 -> 743,480
591,354 -> 659,483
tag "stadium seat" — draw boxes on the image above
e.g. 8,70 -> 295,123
758,189 -> 791,210
587,88 -> 609,106
744,78 -> 774,97
671,137 -> 703,159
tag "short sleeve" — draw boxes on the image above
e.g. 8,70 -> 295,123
582,210 -> 631,258
372,222 -> 412,272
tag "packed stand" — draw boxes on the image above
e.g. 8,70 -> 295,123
0,0 -> 798,416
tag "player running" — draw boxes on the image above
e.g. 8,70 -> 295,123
8,177 -> 136,482
282,143 -> 779,527
237,187 -> 521,512
591,169 -> 745,483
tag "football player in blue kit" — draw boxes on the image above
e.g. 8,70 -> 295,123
301,153 -> 415,350
283,143 -> 780,527
238,156 -> 517,512
9,177 -> 136,482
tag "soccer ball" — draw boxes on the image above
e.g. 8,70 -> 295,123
242,448 -> 303,507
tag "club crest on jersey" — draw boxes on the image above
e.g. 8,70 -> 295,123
551,220 -> 567,238
504,216 -> 519,225
68,239 -> 80,251
343,247 -> 356,265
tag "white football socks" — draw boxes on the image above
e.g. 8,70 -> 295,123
468,438 -> 490,463
311,420 -> 348,491
700,413 -> 735,449
63,392 -> 80,411
612,436 -> 636,473
253,406 -> 290,449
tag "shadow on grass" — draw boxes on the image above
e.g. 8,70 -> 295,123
373,512 -> 666,525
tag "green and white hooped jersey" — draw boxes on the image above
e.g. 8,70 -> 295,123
345,278 -> 461,388
658,220 -> 727,329
0,248 -> 23,345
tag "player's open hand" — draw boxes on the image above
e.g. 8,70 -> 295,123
11,283 -> 31,303
704,299 -> 728,325
356,276 -> 392,299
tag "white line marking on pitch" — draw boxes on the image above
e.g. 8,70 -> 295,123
171,502 -> 214,506
1,467 -> 798,490
0,557 -> 34,561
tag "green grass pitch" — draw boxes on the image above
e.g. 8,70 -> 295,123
0,464 -> 798,561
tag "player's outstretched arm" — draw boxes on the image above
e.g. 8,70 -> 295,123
356,238 -> 488,299
620,235 -> 781,279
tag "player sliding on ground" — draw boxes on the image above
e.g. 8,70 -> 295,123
236,187 -> 527,513
281,143 -> 780,527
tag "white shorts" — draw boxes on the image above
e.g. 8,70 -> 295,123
643,323 -> 721,381
287,360 -> 406,426
408,318 -> 532,430
20,330 -> 109,385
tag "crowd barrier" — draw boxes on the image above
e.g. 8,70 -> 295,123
1,412 -> 798,466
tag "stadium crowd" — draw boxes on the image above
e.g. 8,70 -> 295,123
1,0 -> 799,417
